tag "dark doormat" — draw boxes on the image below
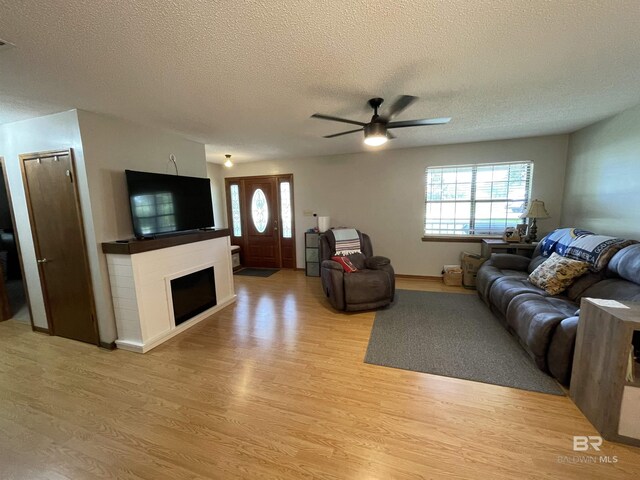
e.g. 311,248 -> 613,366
234,268 -> 280,278
365,290 -> 564,395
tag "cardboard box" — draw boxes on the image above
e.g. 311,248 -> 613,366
460,252 -> 486,289
442,265 -> 463,286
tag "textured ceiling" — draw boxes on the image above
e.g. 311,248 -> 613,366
1,1 -> 640,163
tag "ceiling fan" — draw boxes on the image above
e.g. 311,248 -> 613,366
311,95 -> 451,146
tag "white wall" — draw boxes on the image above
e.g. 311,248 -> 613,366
222,135 -> 569,275
206,161 -> 227,228
76,110 -> 208,343
0,110 -> 87,330
561,103 -> 640,238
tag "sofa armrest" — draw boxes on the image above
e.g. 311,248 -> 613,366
547,315 -> 579,386
488,253 -> 531,271
365,256 -> 391,269
322,259 -> 343,271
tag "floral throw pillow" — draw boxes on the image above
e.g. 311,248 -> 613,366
528,253 -> 590,295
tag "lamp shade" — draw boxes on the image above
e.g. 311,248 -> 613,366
520,199 -> 550,219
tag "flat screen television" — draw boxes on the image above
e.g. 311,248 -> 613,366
125,170 -> 214,237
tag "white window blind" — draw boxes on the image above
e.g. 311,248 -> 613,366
424,161 -> 533,236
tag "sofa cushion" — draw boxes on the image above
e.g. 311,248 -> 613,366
580,278 -> 640,303
564,235 -> 636,271
528,253 -> 590,295
505,293 -> 578,371
476,254 -> 530,305
527,255 -> 548,274
566,271 -> 607,301
489,275 -> 547,316
607,244 -> 640,284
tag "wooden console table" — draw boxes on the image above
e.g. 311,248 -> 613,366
480,239 -> 537,258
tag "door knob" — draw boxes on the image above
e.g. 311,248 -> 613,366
37,258 -> 49,264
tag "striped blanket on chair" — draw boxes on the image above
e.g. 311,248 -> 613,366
333,228 -> 362,256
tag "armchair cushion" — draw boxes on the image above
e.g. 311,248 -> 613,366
322,259 -> 343,271
365,256 -> 391,269
346,252 -> 367,269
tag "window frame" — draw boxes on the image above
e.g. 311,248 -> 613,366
422,161 -> 533,241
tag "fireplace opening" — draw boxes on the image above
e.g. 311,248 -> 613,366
170,267 -> 217,326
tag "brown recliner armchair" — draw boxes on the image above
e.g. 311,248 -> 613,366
320,230 -> 395,311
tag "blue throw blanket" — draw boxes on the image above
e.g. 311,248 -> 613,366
539,228 -> 636,271
564,234 -> 636,271
333,228 -> 361,256
539,228 -> 593,257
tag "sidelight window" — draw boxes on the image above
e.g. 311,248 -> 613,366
230,184 -> 242,237
280,181 -> 292,238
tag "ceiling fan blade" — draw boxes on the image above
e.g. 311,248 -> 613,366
323,128 -> 363,138
387,117 -> 452,129
311,113 -> 366,127
385,95 -> 418,120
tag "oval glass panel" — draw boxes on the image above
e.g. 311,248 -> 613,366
251,188 -> 269,233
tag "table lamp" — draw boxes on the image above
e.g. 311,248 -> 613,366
520,199 -> 550,242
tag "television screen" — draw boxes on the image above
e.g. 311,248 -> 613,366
125,170 -> 214,237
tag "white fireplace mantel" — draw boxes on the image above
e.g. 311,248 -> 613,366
102,230 -> 235,352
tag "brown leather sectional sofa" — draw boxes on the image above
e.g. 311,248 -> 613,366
476,240 -> 640,385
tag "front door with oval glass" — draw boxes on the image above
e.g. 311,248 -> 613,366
225,175 -> 295,269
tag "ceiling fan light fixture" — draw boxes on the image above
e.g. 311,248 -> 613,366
364,134 -> 388,147
224,154 -> 233,168
363,122 -> 388,147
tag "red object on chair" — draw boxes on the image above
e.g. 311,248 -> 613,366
331,256 -> 358,273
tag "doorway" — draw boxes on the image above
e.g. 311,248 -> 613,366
225,174 -> 295,269
20,149 -> 99,345
0,158 -> 31,326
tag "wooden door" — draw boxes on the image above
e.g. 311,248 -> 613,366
21,150 -> 98,344
0,161 -> 13,321
225,174 -> 296,269
243,177 -> 281,268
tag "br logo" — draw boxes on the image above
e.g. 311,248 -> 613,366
573,436 -> 603,452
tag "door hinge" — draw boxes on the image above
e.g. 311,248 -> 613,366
66,169 -> 73,183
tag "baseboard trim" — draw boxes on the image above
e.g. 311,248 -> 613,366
395,274 -> 442,280
99,341 -> 117,350
32,326 -> 50,334
295,268 -> 442,280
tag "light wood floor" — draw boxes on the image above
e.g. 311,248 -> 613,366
1,271 -> 639,479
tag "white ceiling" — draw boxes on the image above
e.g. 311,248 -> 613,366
1,1 -> 640,164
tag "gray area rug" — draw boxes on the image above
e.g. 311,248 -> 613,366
365,290 -> 563,395
234,268 -> 279,278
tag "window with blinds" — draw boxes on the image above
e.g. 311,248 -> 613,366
424,161 -> 533,236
